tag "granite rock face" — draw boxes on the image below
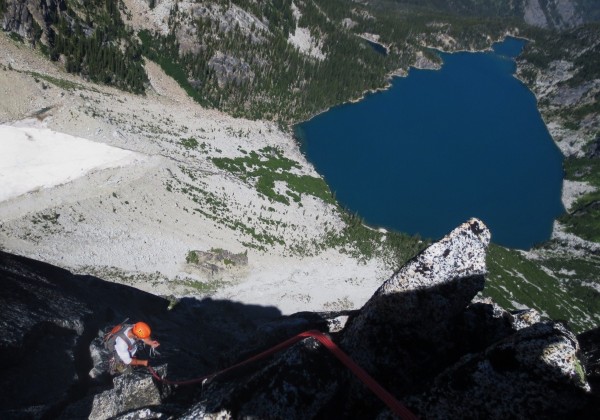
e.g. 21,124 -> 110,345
176,219 -> 598,419
405,321 -> 591,419
1,218 -> 599,419
341,218 -> 490,393
1,0 -> 65,45
523,0 -> 583,29
87,366 -> 167,420
0,250 -> 172,418
0,250 -> 284,419
208,52 -> 255,88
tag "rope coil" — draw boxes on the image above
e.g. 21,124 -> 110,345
147,330 -> 417,420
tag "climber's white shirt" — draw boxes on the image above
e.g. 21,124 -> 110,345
115,327 -> 138,364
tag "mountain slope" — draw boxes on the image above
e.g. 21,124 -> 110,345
375,0 -> 598,29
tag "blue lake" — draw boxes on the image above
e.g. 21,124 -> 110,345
295,37 -> 564,250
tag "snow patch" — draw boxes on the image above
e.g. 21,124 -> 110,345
0,125 -> 143,203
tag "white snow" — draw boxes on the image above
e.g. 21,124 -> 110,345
0,125 -> 144,202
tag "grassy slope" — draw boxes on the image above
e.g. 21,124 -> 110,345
486,245 -> 600,333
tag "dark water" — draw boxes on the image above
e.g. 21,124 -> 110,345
365,39 -> 388,56
295,37 -> 564,249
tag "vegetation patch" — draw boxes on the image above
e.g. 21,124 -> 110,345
186,250 -> 199,265
485,245 -> 600,333
212,146 -> 334,205
166,167 -> 285,250
180,137 -> 199,150
26,71 -> 85,91
30,0 -> 149,93
138,29 -> 210,107
31,211 -> 61,232
318,210 -> 426,269
133,1 -> 515,122
560,157 -> 600,241
9,32 -> 23,43
179,278 -> 225,294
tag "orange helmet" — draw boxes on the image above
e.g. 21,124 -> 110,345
132,322 -> 151,339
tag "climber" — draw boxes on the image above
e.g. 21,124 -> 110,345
111,321 -> 160,374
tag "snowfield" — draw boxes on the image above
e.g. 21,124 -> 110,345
0,125 -> 144,202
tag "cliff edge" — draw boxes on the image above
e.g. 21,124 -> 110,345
1,219 -> 598,419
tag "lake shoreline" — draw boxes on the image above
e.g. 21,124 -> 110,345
296,35 -> 564,250
293,30 -> 587,252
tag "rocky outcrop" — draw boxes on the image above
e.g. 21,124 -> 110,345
186,248 -> 248,276
174,219 -> 599,419
0,249 -> 170,418
411,51 -> 442,70
1,0 -> 65,45
341,219 -> 489,393
208,52 -> 255,88
0,250 -> 281,419
406,322 -> 591,419
60,365 -> 168,420
1,219 -> 598,419
524,0 -> 583,29
587,134 -> 600,158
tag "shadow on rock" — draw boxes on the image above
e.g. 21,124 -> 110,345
0,251 -> 284,419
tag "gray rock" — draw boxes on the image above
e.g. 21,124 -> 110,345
208,52 -> 255,88
406,322 -> 590,419
2,0 -> 37,40
550,80 -> 600,107
523,0 -> 583,29
2,0 -> 69,45
0,252 -> 93,416
1,214 -> 598,420
182,336 -> 344,420
340,218 -> 490,393
88,366 -> 168,420
586,134 -> 600,158
0,251 -> 177,418
524,0 -> 550,28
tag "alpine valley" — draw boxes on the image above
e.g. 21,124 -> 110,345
0,1 -> 599,419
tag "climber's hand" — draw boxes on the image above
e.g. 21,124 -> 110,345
143,338 -> 160,348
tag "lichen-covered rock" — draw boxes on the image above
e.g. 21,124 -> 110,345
405,322 -> 590,419
341,218 -> 490,393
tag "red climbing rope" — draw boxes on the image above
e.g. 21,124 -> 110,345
147,330 -> 418,420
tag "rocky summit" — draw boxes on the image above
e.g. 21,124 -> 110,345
1,219 -> 598,419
